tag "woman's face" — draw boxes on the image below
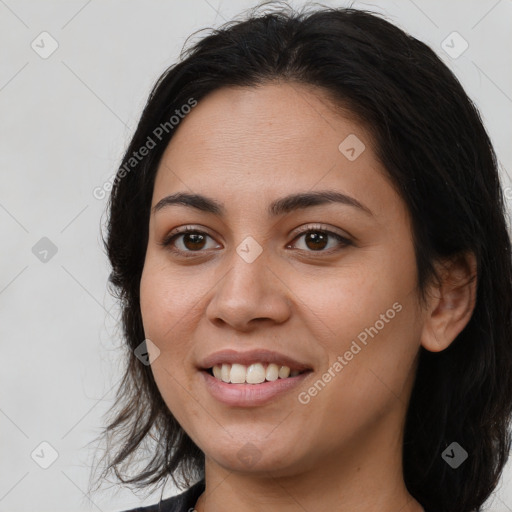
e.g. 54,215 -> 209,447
140,82 -> 427,477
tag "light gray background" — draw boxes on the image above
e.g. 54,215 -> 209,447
1,0 -> 511,511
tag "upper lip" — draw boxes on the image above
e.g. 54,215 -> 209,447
199,349 -> 312,372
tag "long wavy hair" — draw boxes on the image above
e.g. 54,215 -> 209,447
88,3 -> 512,511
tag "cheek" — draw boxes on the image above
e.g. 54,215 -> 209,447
139,255 -> 204,339
298,301 -> 421,449
139,258 -> 200,389
291,252 -> 416,350
139,260 -> 195,425
297,240 -> 420,399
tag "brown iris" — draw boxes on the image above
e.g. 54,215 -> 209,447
304,232 -> 328,251
182,233 -> 207,250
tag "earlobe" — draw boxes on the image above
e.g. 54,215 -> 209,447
420,252 -> 477,353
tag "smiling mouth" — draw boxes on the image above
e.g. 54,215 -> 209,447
206,363 -> 310,384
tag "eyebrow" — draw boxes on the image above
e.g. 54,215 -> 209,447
152,190 -> 373,217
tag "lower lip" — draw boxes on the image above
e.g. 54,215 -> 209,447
200,370 -> 311,407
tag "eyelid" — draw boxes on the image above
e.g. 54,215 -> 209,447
160,225 -> 219,247
289,222 -> 352,240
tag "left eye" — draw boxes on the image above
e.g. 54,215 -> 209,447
288,229 -> 351,252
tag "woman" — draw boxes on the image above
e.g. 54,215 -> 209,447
89,3 -> 512,512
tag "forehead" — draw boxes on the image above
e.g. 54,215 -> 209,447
159,82 -> 365,173
152,83 -> 399,221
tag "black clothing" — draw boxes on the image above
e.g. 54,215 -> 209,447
120,479 -> 205,512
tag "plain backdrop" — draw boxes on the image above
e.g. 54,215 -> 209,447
1,0 -> 511,511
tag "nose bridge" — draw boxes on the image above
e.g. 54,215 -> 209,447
227,239 -> 269,295
206,238 -> 291,328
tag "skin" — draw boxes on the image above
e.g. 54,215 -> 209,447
139,82 -> 476,512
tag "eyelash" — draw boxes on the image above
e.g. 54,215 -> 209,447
160,224 -> 352,258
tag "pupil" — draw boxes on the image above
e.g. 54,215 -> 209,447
185,233 -> 205,250
306,232 -> 327,250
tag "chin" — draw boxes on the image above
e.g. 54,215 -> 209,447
203,437 -> 304,476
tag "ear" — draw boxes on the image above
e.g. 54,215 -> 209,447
420,251 -> 477,353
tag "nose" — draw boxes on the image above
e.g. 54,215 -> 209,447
205,247 -> 292,332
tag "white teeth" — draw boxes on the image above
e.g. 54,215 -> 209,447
213,365 -> 222,379
246,363 -> 266,384
230,363 -> 246,384
278,365 -> 290,379
265,363 -> 279,381
221,363 -> 231,383
211,362 -> 303,384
